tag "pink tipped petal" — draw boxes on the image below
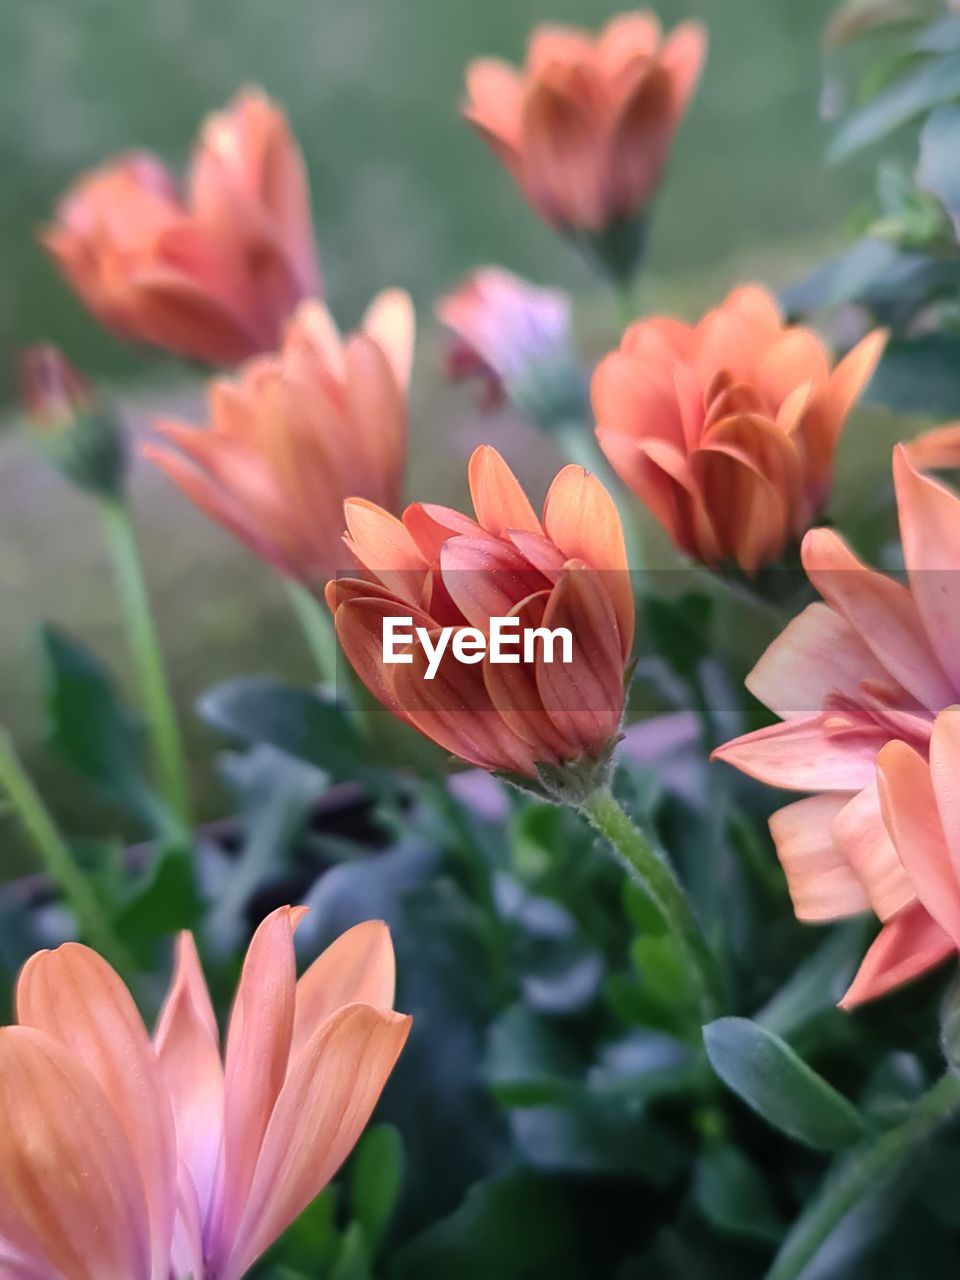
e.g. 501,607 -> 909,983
661,20 -> 708,117
840,902 -> 954,1008
906,421 -> 960,471
712,716 -> 881,791
211,906 -> 302,1266
802,527 -> 954,713
877,740 -> 960,946
15,946 -> 176,1280
893,444 -> 960,692
153,933 -> 225,1227
223,1005 -> 412,1280
930,706 -> 960,885
745,601 -> 888,720
0,1026 -> 153,1280
768,794 -> 870,922
293,921 -> 397,1056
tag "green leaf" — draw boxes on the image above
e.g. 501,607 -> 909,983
197,677 -> 370,783
388,1172 -> 588,1280
694,1144 -> 783,1242
867,333 -> 960,415
38,624 -> 164,832
703,1017 -> 864,1151
918,103 -> 960,225
329,1222 -> 372,1280
350,1125 -> 405,1256
482,1004 -> 581,1105
644,593 -> 713,680
914,14 -> 960,53
114,846 -> 201,962
829,50 -> 960,162
756,920 -> 872,1042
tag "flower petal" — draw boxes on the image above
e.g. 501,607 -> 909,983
468,445 -> 542,537
16,945 -> 176,1280
362,289 -> 415,391
768,794 -> 869,922
221,1005 -> 411,1280
712,716 -> 881,791
833,782 -> 913,921
839,902 -> 953,1008
293,921 -> 397,1056
0,1026 -> 152,1280
930,705 -> 960,886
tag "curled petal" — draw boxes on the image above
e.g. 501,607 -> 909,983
769,794 -> 869,922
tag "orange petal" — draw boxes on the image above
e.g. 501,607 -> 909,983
463,58 -> 525,152
536,561 -> 624,754
293,921 -> 397,1056
333,594 -> 434,723
745,601 -> 888,721
605,63 -> 674,217
833,782 -> 913,922
689,441 -> 788,572
930,706 -> 960,885
439,535 -> 549,630
221,1005 -> 411,1280
541,464 -> 634,658
893,443 -> 960,692
801,329 -> 887,492
840,902 -> 953,1008
801,527 -> 953,713
769,794 -> 869,922
362,289 -> 415,391
0,1027 -> 153,1280
906,420 -> 960,471
598,11 -> 662,74
468,445 -> 542,537
343,499 -> 428,603
403,502 -> 488,562
712,716 -> 881,791
16,945 -> 176,1280
877,739 -> 960,946
521,76 -> 604,229
153,933 -> 225,1228
660,20 -> 708,119
212,906 -> 302,1264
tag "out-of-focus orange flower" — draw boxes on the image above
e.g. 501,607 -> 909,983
19,344 -> 95,429
42,88 -> 321,366
906,419 -> 960,471
0,910 -> 410,1280
326,446 -> 634,776
714,446 -> 960,1004
436,267 -> 572,408
593,285 -> 887,572
144,290 -> 414,586
463,12 -> 706,267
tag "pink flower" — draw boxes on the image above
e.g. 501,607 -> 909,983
436,267 -> 572,408
714,445 -> 960,1004
0,910 -> 410,1279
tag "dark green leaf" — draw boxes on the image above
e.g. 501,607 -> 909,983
829,51 -> 960,162
703,1017 -> 864,1151
197,677 -> 370,783
757,920 -> 872,1042
644,594 -> 713,680
38,624 -> 165,832
350,1124 -> 405,1255
329,1222 -> 372,1280
114,846 -> 201,960
694,1144 -> 783,1242
482,1004 -> 581,1105
867,334 -> 960,415
914,14 -> 960,53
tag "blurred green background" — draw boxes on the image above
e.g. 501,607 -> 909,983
0,0 -> 895,847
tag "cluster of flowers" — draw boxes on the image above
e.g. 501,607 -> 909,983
12,8 -> 960,1277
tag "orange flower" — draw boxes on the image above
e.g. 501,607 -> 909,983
463,12 -> 706,269
906,419 -> 960,471
143,290 -> 413,586
593,285 -> 887,572
840,709 -> 960,1008
326,446 -> 634,777
0,910 -> 410,1280
42,88 -> 321,366
714,446 -> 960,1004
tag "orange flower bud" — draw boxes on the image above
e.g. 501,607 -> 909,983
41,88 -> 321,366
326,446 -> 634,781
0,913 -> 409,1280
463,12 -> 706,280
593,285 -> 888,572
144,290 -> 413,586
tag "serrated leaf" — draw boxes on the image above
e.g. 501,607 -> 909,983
704,1017 -> 864,1151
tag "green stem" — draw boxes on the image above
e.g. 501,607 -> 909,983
286,579 -> 340,687
615,278 -> 637,334
100,499 -> 190,829
766,1071 -> 960,1280
0,729 -> 135,974
579,784 -> 723,1019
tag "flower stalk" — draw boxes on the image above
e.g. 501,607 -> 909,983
578,783 -> 724,1020
100,497 -> 190,829
0,729 -> 134,975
